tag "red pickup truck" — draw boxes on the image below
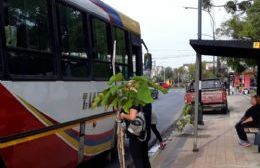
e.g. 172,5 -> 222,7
184,79 -> 228,114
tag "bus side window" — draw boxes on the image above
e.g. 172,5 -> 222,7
91,17 -> 112,80
4,0 -> 51,51
4,0 -> 55,77
57,3 -> 90,79
113,27 -> 129,79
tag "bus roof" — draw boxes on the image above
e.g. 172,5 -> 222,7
64,0 -> 141,35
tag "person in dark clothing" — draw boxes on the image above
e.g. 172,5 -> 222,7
151,111 -> 166,150
120,104 -> 152,168
235,96 -> 260,147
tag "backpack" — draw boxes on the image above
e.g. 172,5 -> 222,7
127,111 -> 147,142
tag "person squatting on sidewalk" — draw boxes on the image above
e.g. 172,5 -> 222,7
235,95 -> 260,147
151,110 -> 166,150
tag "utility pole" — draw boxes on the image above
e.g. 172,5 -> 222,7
163,67 -> 166,83
193,0 -> 202,152
184,6 -> 216,76
178,73 -> 180,88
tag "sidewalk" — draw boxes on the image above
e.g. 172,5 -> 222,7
151,95 -> 260,168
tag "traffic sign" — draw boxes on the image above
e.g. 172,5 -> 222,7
253,42 -> 260,49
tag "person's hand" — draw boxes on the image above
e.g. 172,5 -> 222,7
120,113 -> 125,120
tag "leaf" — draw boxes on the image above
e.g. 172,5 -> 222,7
136,85 -> 153,104
122,99 -> 133,114
91,91 -> 106,109
101,89 -> 112,107
131,76 -> 149,82
108,73 -> 124,85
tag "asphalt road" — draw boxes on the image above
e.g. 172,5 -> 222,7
150,88 -> 185,145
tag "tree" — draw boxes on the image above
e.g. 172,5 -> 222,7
202,0 -> 213,11
216,0 -> 259,73
172,66 -> 189,85
91,73 -> 167,168
164,67 -> 174,80
186,62 -> 215,81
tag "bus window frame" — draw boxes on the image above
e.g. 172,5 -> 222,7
90,15 -> 113,81
56,1 -> 92,81
112,26 -> 131,79
2,0 -> 57,81
90,16 -> 111,63
130,33 -> 142,76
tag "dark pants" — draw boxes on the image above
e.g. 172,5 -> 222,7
129,136 -> 151,168
151,124 -> 162,142
235,121 -> 257,141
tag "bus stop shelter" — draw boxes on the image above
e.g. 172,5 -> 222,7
190,40 -> 260,95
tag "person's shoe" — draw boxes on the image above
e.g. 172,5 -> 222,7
159,142 -> 166,150
239,141 -> 251,147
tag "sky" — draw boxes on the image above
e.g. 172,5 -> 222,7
102,0 -> 232,68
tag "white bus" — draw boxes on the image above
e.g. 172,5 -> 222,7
0,0 -> 143,167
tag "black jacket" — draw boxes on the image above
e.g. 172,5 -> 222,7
243,105 -> 260,125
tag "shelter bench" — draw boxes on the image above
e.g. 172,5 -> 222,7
244,127 -> 260,153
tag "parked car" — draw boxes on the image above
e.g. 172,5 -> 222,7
159,82 -> 171,89
184,79 -> 228,114
151,88 -> 159,99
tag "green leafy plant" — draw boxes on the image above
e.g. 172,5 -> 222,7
176,104 -> 193,133
91,73 -> 167,168
92,73 -> 167,113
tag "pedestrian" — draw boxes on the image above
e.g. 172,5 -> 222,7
151,111 -> 166,150
120,104 -> 152,168
235,95 -> 260,147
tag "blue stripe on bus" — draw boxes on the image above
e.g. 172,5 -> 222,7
91,0 -> 123,27
64,130 -> 113,146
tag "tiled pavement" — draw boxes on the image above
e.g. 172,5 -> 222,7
151,95 -> 260,168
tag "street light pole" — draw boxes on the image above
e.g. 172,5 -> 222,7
163,67 -> 166,83
193,0 -> 202,152
184,6 -> 217,76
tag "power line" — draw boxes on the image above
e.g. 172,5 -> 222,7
151,49 -> 195,52
153,55 -> 194,59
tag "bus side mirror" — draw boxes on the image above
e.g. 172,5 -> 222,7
144,53 -> 152,71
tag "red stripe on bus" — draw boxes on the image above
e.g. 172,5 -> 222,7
0,84 -> 45,137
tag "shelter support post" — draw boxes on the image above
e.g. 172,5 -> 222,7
257,59 -> 260,96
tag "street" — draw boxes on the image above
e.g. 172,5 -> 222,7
150,89 -> 185,145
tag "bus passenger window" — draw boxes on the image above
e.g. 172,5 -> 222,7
62,58 -> 90,78
91,18 -> 110,62
113,28 -> 128,64
58,4 -> 87,59
93,62 -> 112,80
116,65 -> 128,79
8,52 -> 54,76
4,0 -> 55,78
4,0 -> 51,51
